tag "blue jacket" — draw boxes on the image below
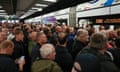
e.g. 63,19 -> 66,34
66,32 -> 76,53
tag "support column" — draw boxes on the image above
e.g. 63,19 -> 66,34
69,6 -> 76,27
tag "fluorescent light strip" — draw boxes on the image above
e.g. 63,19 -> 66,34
0,13 -> 7,14
44,0 -> 56,2
0,15 -> 7,16
0,10 -> 5,12
38,8 -> 43,11
20,11 -> 37,19
31,7 -> 42,10
20,7 -> 42,19
28,10 -> 34,11
28,10 -> 36,13
31,7 -> 43,11
31,7 -> 39,10
20,16 -> 25,19
35,4 -> 48,7
0,14 -> 7,15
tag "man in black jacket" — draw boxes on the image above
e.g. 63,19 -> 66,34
72,32 -> 119,72
0,40 -> 18,72
55,32 -> 73,72
12,29 -> 25,72
72,29 -> 89,60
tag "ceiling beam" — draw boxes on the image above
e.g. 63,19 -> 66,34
12,0 -> 18,14
0,0 -> 15,15
21,0 -> 92,21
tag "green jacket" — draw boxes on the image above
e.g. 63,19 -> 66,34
28,39 -> 36,56
32,60 -> 63,72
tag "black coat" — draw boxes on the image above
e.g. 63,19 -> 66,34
55,45 -> 73,72
12,38 -> 30,72
108,48 -> 120,69
31,43 -> 41,62
75,47 -> 120,72
0,54 -> 18,72
12,38 -> 25,60
72,40 -> 87,60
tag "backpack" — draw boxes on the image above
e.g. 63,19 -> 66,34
78,47 -> 120,72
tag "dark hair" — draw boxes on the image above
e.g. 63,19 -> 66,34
14,29 -> 23,35
89,27 -> 95,36
43,29 -> 50,36
115,38 -> 120,48
117,29 -> 120,36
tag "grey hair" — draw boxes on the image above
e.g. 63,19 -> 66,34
76,29 -> 88,40
89,32 -> 108,50
40,44 -> 54,58
99,30 -> 108,35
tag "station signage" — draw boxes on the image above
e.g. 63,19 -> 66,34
78,14 -> 120,25
96,18 -> 120,24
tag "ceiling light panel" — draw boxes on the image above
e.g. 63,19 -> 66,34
31,7 -> 43,11
28,10 -> 34,12
31,7 -> 39,10
0,15 -> 8,17
44,0 -> 57,2
0,13 -> 7,14
20,10 -> 37,19
35,4 -> 48,7
38,8 -> 43,11
28,10 -> 37,12
0,10 -> 5,12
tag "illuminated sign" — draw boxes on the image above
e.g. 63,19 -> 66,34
96,19 -> 103,23
104,18 -> 120,23
96,18 -> 120,24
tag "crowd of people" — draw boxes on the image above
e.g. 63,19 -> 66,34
0,23 -> 120,72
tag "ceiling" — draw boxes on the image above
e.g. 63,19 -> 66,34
0,0 -> 92,20
0,0 -> 14,15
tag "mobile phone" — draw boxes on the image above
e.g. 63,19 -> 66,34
18,56 -> 25,64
